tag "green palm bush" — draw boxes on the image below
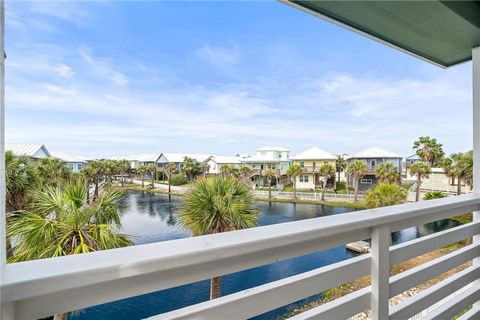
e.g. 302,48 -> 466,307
7,180 -> 131,262
366,183 -> 407,208
170,173 -> 188,186
178,175 -> 259,299
423,191 -> 447,200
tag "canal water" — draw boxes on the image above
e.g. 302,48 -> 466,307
72,191 -> 458,320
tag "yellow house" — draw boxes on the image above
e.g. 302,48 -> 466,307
290,147 -> 337,190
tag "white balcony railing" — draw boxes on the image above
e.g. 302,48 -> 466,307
1,194 -> 480,320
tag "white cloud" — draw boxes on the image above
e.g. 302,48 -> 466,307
6,63 -> 473,157
79,48 -> 129,86
195,44 -> 240,74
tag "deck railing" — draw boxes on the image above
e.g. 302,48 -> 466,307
1,194 -> 480,319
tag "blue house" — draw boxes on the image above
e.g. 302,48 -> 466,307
347,147 -> 403,190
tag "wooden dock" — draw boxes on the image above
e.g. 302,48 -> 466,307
346,241 -> 371,253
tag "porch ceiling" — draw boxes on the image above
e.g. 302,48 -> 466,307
282,1 -> 480,68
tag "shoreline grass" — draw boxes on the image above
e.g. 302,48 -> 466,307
254,196 -> 367,209
114,185 -> 366,209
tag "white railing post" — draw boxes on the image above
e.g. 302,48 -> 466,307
472,45 -> 480,310
371,225 -> 390,320
0,1 -> 10,318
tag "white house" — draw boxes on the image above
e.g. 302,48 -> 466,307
108,154 -> 158,170
51,151 -> 87,173
156,153 -> 212,171
204,155 -> 243,174
5,143 -> 51,159
240,146 -> 290,187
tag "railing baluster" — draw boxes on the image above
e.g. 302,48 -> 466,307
371,225 -> 390,320
1,302 -> 15,320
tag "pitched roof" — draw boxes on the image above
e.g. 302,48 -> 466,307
291,147 -> 337,160
205,156 -> 242,164
5,143 -> 51,158
50,151 -> 86,163
256,146 -> 289,152
241,156 -> 289,163
351,147 -> 401,159
406,154 -> 423,160
158,153 -> 212,163
108,154 -> 158,162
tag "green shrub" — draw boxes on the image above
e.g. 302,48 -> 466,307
366,183 -> 407,208
423,191 -> 447,200
170,173 -> 188,186
335,181 -> 346,191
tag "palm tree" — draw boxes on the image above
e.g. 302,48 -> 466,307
413,136 -> 445,167
136,165 -> 148,188
287,164 -> 303,199
347,160 -> 368,202
81,164 -> 97,204
410,162 -> 431,202
220,164 -> 232,176
7,180 -> 131,320
178,175 -> 259,299
164,163 -> 177,199
263,168 -> 276,199
5,151 -> 35,258
5,151 -> 35,212
319,163 -> 335,201
335,155 -> 347,182
8,180 -> 131,261
460,151 -> 473,190
375,162 -> 400,184
32,157 -> 72,188
84,160 -> 104,200
442,154 -> 463,195
181,157 -> 196,181
118,160 -> 131,186
146,163 -> 157,188
240,166 -> 252,179
105,160 -> 118,183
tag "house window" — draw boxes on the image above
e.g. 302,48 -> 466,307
361,179 -> 373,184
313,161 -> 316,168
371,160 -> 376,167
299,175 -> 309,183
300,161 -> 305,168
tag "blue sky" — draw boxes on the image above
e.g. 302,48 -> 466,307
5,1 -> 473,158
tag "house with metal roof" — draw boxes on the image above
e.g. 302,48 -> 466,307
290,147 -> 337,190
156,153 -> 212,171
5,143 -> 51,159
50,151 -> 86,173
347,147 -> 403,190
204,155 -> 244,175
